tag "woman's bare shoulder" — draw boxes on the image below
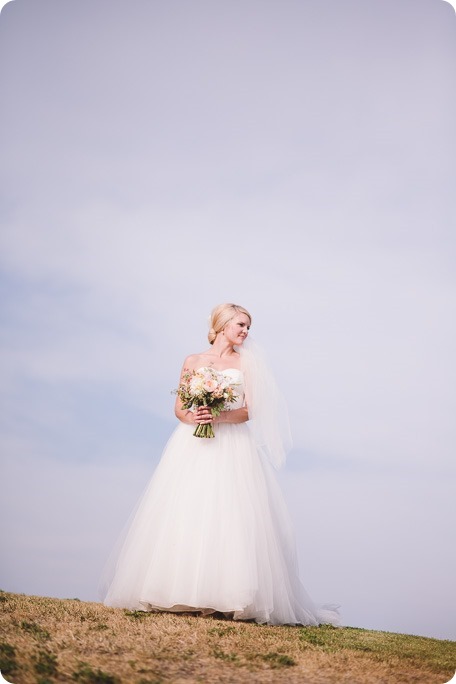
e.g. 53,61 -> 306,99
181,351 -> 210,371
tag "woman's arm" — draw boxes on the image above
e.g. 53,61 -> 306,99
214,406 -> 249,424
174,397 -> 199,425
174,356 -> 204,425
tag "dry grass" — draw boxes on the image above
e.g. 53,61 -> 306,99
0,591 -> 455,684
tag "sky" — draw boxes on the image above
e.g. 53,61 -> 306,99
1,0 -> 455,641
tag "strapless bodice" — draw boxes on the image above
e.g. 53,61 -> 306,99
196,367 -> 242,377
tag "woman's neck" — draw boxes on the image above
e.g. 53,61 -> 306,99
207,337 -> 237,358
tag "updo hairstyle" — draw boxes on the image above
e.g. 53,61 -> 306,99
208,303 -> 252,345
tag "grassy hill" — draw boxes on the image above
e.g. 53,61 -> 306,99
0,591 -> 454,684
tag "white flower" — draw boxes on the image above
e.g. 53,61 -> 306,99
189,376 -> 204,395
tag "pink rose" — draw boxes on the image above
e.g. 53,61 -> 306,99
203,379 -> 217,392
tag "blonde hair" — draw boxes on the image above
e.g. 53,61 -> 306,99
208,303 -> 252,345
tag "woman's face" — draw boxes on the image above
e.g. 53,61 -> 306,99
223,313 -> 251,346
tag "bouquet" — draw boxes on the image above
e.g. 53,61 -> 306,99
174,367 -> 239,438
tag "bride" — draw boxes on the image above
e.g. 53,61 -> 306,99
101,303 -> 340,626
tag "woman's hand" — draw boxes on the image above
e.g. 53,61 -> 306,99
193,406 -> 213,425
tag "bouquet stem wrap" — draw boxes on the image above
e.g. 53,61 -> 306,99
193,403 -> 215,438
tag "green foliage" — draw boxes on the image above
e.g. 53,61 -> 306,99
21,620 -> 51,641
90,622 -> 109,631
212,648 -> 240,662
33,649 -> 58,676
208,625 -> 237,637
72,661 -> 119,684
0,641 -> 17,675
124,609 -> 151,619
298,625 -> 456,672
258,651 -> 296,667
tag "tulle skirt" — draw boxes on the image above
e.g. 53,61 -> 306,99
101,421 -> 340,626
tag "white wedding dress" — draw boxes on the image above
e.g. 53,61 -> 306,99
102,368 -> 340,626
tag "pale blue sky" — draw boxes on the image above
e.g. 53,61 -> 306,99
1,0 -> 455,640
